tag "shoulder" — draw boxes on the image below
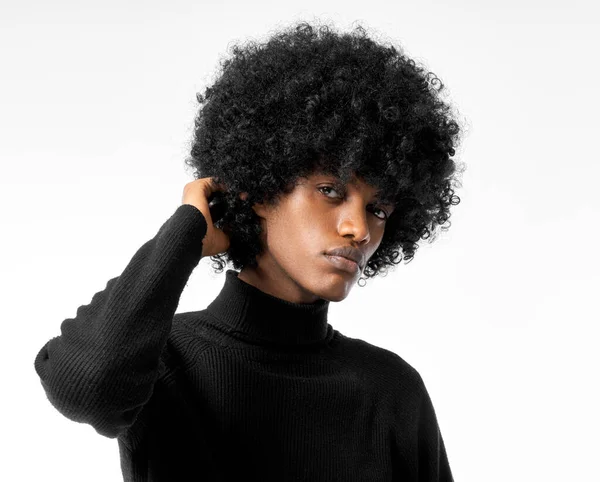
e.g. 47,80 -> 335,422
171,310 -> 216,338
333,331 -> 424,390
159,311 -> 220,364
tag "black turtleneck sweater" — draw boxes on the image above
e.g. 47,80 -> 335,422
34,203 -> 453,481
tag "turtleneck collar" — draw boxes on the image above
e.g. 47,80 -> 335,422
205,269 -> 331,346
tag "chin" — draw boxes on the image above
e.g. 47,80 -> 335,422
324,293 -> 348,303
317,284 -> 353,303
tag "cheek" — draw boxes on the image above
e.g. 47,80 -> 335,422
368,236 -> 384,257
274,214 -> 320,256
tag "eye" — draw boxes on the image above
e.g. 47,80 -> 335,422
317,185 -> 388,220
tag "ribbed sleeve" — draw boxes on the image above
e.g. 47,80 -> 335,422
33,204 -> 208,439
416,376 -> 454,482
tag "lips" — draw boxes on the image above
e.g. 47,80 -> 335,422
325,254 -> 360,274
324,246 -> 364,268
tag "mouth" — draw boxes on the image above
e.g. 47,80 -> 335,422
324,254 -> 360,274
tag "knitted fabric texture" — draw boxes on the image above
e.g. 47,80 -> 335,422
34,204 -> 453,481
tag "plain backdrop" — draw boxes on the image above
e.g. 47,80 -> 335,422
2,0 -> 599,480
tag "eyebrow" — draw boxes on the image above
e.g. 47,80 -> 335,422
323,176 -> 391,206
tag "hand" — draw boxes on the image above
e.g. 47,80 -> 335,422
182,177 -> 231,258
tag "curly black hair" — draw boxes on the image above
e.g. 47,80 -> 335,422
184,19 -> 466,286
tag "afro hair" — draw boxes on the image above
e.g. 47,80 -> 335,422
184,19 -> 466,286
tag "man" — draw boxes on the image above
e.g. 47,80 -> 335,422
35,19 -> 464,481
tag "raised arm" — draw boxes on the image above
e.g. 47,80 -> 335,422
33,177 -> 230,439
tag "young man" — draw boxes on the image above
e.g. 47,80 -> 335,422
35,20 -> 464,481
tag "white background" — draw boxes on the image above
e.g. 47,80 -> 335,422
2,0 -> 599,480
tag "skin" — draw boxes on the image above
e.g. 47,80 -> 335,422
237,171 -> 395,304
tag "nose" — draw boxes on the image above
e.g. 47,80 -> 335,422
338,209 -> 371,245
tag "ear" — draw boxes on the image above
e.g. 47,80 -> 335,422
239,192 -> 268,217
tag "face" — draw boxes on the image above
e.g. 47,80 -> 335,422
237,171 -> 395,304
